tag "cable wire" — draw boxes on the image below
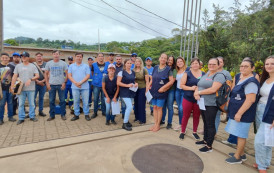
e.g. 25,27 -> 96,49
100,0 -> 169,37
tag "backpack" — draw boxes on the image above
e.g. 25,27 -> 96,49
213,73 -> 232,113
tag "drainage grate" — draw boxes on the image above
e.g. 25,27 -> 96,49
132,143 -> 204,173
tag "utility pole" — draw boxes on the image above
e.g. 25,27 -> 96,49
0,0 -> 3,52
98,29 -> 100,52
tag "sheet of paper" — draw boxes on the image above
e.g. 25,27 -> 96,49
265,124 -> 274,147
145,90 -> 153,102
111,101 -> 120,115
129,84 -> 138,92
197,98 -> 206,110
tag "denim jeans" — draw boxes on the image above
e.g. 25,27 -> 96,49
18,91 -> 35,120
93,86 -> 106,114
49,85 -> 66,118
175,88 -> 184,124
162,89 -> 175,124
65,84 -> 73,106
72,89 -> 89,116
35,84 -> 47,112
89,82 -> 93,104
121,98 -> 133,123
104,98 -> 116,122
215,110 -> 221,132
0,90 -> 13,120
120,97 -> 126,115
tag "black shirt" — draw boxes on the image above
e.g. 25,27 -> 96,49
91,62 -> 105,72
0,63 -> 15,91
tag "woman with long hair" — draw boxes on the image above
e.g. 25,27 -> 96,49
173,57 -> 187,131
149,53 -> 174,132
254,55 -> 274,172
161,56 -> 176,129
117,59 -> 137,131
225,59 -> 260,164
133,57 -> 149,124
194,58 -> 226,153
179,58 -> 205,140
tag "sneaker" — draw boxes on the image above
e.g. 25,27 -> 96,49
134,119 -> 139,122
25,115 -> 29,119
47,117 -> 55,121
199,146 -> 213,153
228,153 -> 247,161
30,117 -> 38,122
195,140 -> 207,145
160,121 -> 165,125
61,116 -> 67,120
106,121 -> 110,125
173,125 -> 181,131
85,115 -> 91,121
0,120 -> 3,125
127,122 -> 132,127
192,133 -> 200,141
71,116 -> 79,121
17,120 -> 24,125
222,140 -> 236,146
139,121 -> 145,125
39,111 -> 47,117
8,117 -> 17,122
179,133 -> 185,140
111,120 -> 117,125
166,123 -> 172,129
225,156 -> 242,164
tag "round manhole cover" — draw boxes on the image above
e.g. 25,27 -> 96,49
132,143 -> 204,173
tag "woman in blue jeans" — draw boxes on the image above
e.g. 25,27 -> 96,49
102,64 -> 120,125
174,57 -> 187,131
162,56 -> 176,129
117,59 -> 137,131
254,56 -> 274,172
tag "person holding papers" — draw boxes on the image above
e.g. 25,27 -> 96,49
133,57 -> 149,124
254,56 -> 274,172
179,58 -> 205,141
102,64 -> 119,125
117,59 -> 137,131
224,59 -> 259,164
194,58 -> 226,153
149,53 -> 174,132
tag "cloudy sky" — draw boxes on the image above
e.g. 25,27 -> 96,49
4,0 -> 251,44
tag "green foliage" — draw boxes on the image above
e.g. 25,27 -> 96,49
4,39 -> 19,46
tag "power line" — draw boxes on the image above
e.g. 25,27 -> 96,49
125,0 -> 182,27
70,0 -> 162,37
79,0 -> 175,30
100,0 -> 169,37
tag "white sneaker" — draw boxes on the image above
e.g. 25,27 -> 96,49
173,125 -> 181,131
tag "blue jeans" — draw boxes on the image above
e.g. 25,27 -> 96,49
0,90 -> 13,120
121,98 -> 133,123
215,110 -> 221,132
175,88 -> 184,124
49,85 -> 66,118
254,103 -> 272,170
162,89 -> 175,124
104,98 -> 116,122
93,86 -> 106,114
89,82 -> 93,104
72,89 -> 89,116
65,84 -> 73,106
18,91 -> 35,120
120,97 -> 126,115
35,84 -> 47,112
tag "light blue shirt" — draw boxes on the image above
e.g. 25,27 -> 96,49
68,63 -> 90,90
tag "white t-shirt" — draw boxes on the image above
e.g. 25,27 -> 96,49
259,81 -> 274,104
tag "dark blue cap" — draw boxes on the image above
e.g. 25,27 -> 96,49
131,53 -> 137,57
145,57 -> 152,61
12,52 -> 20,56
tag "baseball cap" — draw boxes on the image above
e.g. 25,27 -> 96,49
20,52 -> 30,57
131,53 -> 137,57
12,52 -> 20,56
109,52 -> 114,56
145,57 -> 152,61
68,56 -> 73,61
88,57 -> 94,61
108,64 -> 116,69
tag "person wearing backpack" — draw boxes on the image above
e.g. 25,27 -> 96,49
194,58 -> 226,153
215,56 -> 232,132
133,57 -> 149,124
224,59 -> 260,164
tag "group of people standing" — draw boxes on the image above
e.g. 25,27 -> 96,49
0,50 -> 273,172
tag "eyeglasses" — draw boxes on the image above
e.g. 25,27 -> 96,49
239,65 -> 250,69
